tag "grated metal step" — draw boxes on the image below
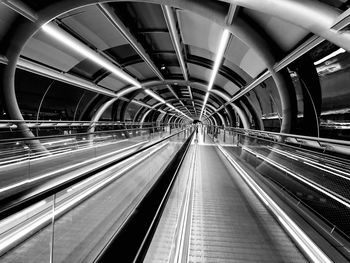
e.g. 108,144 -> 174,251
188,145 -> 307,263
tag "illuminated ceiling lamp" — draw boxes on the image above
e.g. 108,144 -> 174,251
314,48 -> 346,66
200,29 -> 230,120
145,89 -> 166,104
41,23 -> 142,88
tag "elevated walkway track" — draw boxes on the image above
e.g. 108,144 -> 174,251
0,126 -> 350,262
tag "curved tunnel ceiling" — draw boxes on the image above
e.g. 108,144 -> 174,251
1,0 -> 350,131
18,2 -> 255,119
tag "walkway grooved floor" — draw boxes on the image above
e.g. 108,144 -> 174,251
188,145 -> 307,263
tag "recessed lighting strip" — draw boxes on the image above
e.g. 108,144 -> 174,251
200,29 -> 230,120
314,48 -> 345,65
41,23 -> 142,88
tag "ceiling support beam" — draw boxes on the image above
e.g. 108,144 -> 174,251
156,97 -> 225,126
166,86 -> 192,116
0,0 -> 46,151
98,3 -> 163,80
162,5 -> 195,116
202,0 -> 350,123
226,4 -> 240,25
98,3 -> 190,118
187,85 -> 197,115
225,0 -> 350,51
200,29 -> 230,120
9,0 -> 350,133
0,0 -> 37,22
162,5 -> 188,80
136,78 -> 229,113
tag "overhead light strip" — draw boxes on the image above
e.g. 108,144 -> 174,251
207,29 -> 230,92
41,23 -> 142,88
200,92 -> 210,116
314,48 -> 345,66
200,29 -> 230,120
145,89 -> 166,104
163,5 -> 188,81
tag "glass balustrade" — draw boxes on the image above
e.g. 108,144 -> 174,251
0,127 -> 192,262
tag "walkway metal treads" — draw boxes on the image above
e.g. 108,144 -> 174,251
187,146 -> 307,262
97,131 -> 194,262
0,130 -> 192,262
144,144 -> 197,263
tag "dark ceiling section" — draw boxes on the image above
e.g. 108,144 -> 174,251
239,11 -> 284,59
107,45 -> 140,67
318,0 -> 350,10
111,44 -> 138,60
68,59 -> 109,82
14,69 -> 51,120
110,2 -> 181,79
309,41 -> 339,62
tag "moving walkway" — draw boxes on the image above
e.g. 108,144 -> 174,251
1,125 -> 350,262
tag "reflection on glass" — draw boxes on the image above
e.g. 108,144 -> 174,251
247,77 -> 282,132
312,42 -> 350,140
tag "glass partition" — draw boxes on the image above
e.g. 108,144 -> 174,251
0,123 -> 178,201
213,125 -> 350,244
287,40 -> 350,140
0,127 -> 192,262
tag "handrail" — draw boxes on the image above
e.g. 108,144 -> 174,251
210,125 -> 350,147
0,120 -> 180,124
0,120 -> 181,129
95,129 -> 195,262
0,128 -> 191,221
0,120 -> 160,124
0,125 -> 172,144
133,132 -> 194,262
